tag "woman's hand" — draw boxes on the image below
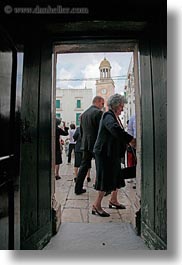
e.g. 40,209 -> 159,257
129,138 -> 136,148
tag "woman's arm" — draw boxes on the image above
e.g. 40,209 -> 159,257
103,113 -> 133,144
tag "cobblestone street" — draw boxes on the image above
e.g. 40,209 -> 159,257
55,153 -> 137,224
44,153 -> 148,251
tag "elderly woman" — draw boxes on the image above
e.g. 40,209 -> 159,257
92,94 -> 134,217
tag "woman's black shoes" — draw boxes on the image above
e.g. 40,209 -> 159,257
109,201 -> 126,209
92,205 -> 110,217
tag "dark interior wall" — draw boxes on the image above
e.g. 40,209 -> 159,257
0,0 -> 166,43
151,37 -> 167,246
0,28 -> 19,249
139,11 -> 167,249
20,34 -> 52,249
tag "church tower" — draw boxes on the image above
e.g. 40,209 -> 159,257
96,57 -> 115,110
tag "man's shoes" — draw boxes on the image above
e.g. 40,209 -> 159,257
87,177 -> 91,182
75,189 -> 86,195
55,175 -> 61,180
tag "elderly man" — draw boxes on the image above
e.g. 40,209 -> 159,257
74,96 -> 104,195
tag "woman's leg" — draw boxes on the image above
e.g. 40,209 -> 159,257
92,191 -> 110,216
55,164 -> 59,176
86,168 -> 91,182
109,189 -> 126,209
55,164 -> 61,180
86,168 -> 90,178
74,167 -> 78,182
110,189 -> 119,204
74,167 -> 78,176
93,191 -> 105,211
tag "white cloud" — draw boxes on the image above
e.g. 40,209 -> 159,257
56,52 -> 133,94
81,62 -> 100,93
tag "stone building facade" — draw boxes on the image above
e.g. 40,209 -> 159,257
56,88 -> 93,127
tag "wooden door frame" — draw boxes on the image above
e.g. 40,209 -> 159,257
52,39 -> 142,233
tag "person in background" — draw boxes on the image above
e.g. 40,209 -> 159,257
127,114 -> 136,165
64,138 -> 70,157
127,114 -> 137,187
67,123 -> 76,165
92,94 -> 134,217
74,96 -> 104,195
55,118 -> 69,180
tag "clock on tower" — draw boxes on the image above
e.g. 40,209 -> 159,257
101,88 -> 107,94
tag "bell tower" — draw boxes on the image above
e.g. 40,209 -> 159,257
96,57 -> 115,110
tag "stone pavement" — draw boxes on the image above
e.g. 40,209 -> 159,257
44,222 -> 149,252
55,153 -> 136,224
44,153 -> 148,251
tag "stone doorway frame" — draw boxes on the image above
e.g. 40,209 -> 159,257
51,40 -> 141,233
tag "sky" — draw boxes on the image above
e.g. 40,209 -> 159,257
56,52 -> 133,96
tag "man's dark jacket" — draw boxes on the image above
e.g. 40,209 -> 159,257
80,105 -> 103,152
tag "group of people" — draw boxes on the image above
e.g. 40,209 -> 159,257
55,94 -> 136,218
55,119 -> 91,182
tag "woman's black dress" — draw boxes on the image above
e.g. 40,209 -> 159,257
55,125 -> 69,165
93,110 -> 133,192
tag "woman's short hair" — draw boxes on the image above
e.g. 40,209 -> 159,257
107,93 -> 127,111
